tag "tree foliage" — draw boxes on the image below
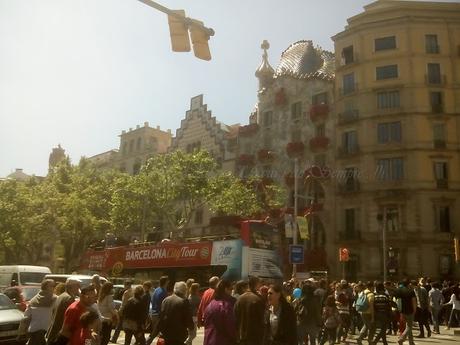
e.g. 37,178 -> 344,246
0,150 -> 286,267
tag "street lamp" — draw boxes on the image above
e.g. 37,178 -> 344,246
377,213 -> 387,282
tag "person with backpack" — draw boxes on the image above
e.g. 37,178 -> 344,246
335,280 -> 352,343
355,282 -> 375,345
372,282 -> 392,345
393,279 -> 417,345
295,284 -> 322,345
320,295 -> 341,345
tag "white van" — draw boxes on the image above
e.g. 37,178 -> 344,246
0,265 -> 51,288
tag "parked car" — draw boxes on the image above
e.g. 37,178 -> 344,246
0,265 -> 51,289
44,274 -> 107,288
0,293 -> 26,344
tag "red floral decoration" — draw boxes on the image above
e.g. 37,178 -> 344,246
309,104 -> 329,122
286,142 -> 305,157
257,149 -> 275,162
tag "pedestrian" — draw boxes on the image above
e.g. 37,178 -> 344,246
203,280 -> 237,345
23,279 -> 56,345
146,276 -> 169,345
91,275 -> 102,295
141,281 -> 153,332
355,281 -> 375,345
110,280 -> 134,344
235,276 -> 266,345
320,295 -> 340,345
372,281 -> 392,345
123,285 -> 147,345
46,278 -> 81,345
264,284 -> 296,345
54,283 -> 66,296
186,279 -> 195,298
187,283 -> 201,345
97,281 -> 117,345
443,285 -> 460,330
393,279 -> 417,345
428,281 -> 444,334
413,279 -> 431,338
197,276 -> 219,328
295,284 -> 321,345
156,281 -> 195,345
56,284 -> 98,345
78,310 -> 100,345
335,280 -> 352,343
232,280 -> 248,299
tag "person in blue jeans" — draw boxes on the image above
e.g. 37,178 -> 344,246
146,276 -> 169,345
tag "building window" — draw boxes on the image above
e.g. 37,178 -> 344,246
263,111 -> 273,127
312,92 -> 328,105
433,123 -> 446,148
435,205 -> 451,232
342,45 -> 354,65
316,124 -> 325,137
129,140 -> 134,153
427,63 -> 442,84
342,130 -> 358,154
425,34 -> 439,54
343,73 -> 356,95
133,161 -> 142,175
344,167 -> 359,191
384,206 -> 400,232
194,209 -> 203,225
344,208 -> 359,238
263,135 -> 272,149
136,137 -> 142,151
377,91 -> 400,109
377,122 -> 401,144
376,65 -> 398,80
434,162 -> 448,187
375,36 -> 396,51
430,91 -> 443,113
122,142 -> 128,155
291,102 -> 302,120
377,158 -> 404,180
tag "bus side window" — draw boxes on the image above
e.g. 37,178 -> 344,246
11,273 -> 19,286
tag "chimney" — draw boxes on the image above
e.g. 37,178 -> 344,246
122,130 -> 126,134
167,129 -> 172,134
156,126 -> 160,130
16,168 -> 23,172
129,128 -> 133,132
144,121 -> 149,127
136,125 -> 140,129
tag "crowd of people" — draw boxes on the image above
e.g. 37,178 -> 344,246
11,274 -> 460,345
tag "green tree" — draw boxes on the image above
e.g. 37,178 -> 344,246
46,158 -> 122,271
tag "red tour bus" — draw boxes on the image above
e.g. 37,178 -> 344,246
80,220 -> 283,284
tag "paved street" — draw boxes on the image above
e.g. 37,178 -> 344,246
113,328 -> 459,345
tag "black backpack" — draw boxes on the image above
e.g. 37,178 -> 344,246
374,293 -> 391,314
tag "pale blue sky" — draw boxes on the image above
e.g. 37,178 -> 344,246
0,0 -> 457,177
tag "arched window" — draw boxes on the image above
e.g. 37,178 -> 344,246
122,142 -> 127,155
129,140 -> 134,153
136,137 -> 142,151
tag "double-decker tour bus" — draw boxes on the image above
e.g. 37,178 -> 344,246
80,220 -> 283,284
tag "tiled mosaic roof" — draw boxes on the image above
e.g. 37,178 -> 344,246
274,40 -> 335,81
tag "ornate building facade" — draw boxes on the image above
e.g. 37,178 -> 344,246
235,40 -> 336,273
332,0 -> 460,280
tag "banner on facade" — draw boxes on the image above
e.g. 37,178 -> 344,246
297,216 -> 309,240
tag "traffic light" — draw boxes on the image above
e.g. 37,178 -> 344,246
339,248 -> 349,262
189,19 -> 211,61
167,10 -> 191,52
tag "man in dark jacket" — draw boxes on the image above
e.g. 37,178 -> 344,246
46,278 -> 80,344
157,281 -> 194,345
234,276 -> 266,345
